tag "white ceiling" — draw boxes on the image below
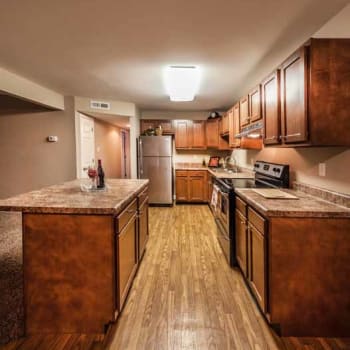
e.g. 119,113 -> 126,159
0,0 -> 347,111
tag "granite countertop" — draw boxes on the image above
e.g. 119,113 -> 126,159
0,179 -> 149,215
235,188 -> 350,218
175,163 -> 254,179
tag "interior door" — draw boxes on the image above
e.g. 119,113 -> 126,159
79,114 -> 95,178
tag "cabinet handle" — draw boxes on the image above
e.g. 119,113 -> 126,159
282,133 -> 301,139
265,136 -> 279,140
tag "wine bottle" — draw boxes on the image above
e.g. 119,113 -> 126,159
97,159 -> 105,189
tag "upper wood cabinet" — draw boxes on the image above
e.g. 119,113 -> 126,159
239,96 -> 249,128
174,120 -> 206,149
280,47 -> 308,144
140,119 -> 174,134
220,113 -> 229,135
262,71 -> 281,145
206,118 -> 220,148
229,104 -> 241,148
248,85 -> 262,123
174,120 -> 191,149
191,121 -> 206,149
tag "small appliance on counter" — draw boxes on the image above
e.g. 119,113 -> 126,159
213,160 -> 289,267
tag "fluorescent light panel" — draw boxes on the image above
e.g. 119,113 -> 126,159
164,66 -> 200,102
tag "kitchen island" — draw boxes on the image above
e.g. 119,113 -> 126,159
0,179 -> 149,335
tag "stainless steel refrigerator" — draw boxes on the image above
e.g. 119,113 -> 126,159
137,136 -> 173,205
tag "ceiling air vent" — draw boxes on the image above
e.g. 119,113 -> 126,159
90,100 -> 111,110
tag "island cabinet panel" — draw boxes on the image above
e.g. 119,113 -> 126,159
138,197 -> 149,260
280,46 -> 309,144
116,203 -> 138,312
262,71 -> 281,145
23,214 -> 115,334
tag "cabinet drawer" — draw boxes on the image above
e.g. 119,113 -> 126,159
236,197 -> 247,217
248,207 -> 266,233
138,187 -> 148,206
188,170 -> 206,177
117,199 -> 137,233
176,170 -> 188,177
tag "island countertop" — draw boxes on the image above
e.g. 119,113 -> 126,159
0,179 -> 149,215
235,188 -> 350,218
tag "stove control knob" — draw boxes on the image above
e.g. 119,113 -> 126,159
273,167 -> 281,173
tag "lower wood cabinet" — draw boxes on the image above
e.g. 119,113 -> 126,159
175,170 -> 207,203
235,209 -> 248,276
207,173 -> 214,202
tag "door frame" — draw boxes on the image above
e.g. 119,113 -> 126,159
75,112 -> 95,179
120,129 -> 130,178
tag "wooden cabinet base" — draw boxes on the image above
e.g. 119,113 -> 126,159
23,214 -> 115,334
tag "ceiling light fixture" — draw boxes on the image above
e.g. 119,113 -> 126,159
164,65 -> 200,102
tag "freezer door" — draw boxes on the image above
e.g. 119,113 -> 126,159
140,156 -> 172,204
140,136 -> 172,157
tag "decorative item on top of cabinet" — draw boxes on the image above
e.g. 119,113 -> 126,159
239,96 -> 249,128
229,103 -> 241,148
140,119 -> 174,135
174,120 -> 206,149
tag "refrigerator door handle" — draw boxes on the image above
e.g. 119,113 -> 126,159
138,138 -> 143,176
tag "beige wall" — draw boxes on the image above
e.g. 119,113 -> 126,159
232,147 -> 350,195
0,67 -> 64,110
0,96 -> 76,199
141,110 -> 222,121
94,119 -> 123,178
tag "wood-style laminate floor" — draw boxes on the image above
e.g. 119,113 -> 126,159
1,205 -> 349,349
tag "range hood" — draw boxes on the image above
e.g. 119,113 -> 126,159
235,121 -> 263,139
235,121 -> 263,150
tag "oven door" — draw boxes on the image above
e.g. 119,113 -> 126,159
218,191 -> 230,233
215,218 -> 230,264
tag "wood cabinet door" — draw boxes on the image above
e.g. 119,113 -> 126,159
240,96 -> 249,127
188,171 -> 207,202
235,210 -> 248,277
192,120 -> 206,149
117,213 -> 138,311
175,120 -> 191,149
248,224 -> 266,312
175,171 -> 189,201
138,199 -> 149,260
158,120 -> 174,134
229,103 -> 240,148
249,85 -> 262,122
280,47 -> 309,144
221,114 -> 229,135
206,119 -> 219,148
262,71 -> 281,145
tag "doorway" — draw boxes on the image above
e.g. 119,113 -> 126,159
76,113 -> 95,179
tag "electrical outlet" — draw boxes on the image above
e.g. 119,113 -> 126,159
319,163 -> 326,177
